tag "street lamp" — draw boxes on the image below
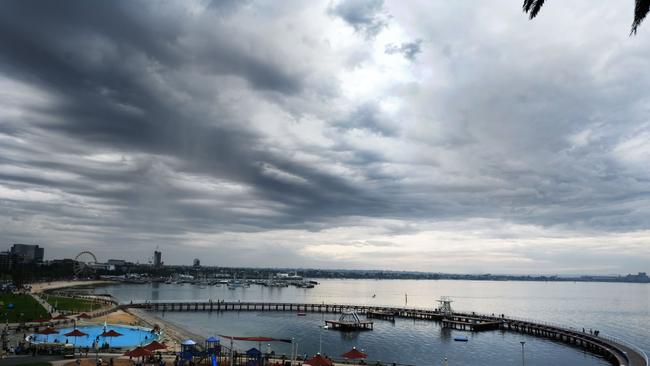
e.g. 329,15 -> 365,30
319,324 -> 323,354
520,341 -> 526,366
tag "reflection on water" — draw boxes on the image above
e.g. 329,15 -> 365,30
156,310 -> 607,366
99,279 -> 649,364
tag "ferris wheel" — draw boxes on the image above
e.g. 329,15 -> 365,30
73,251 -> 98,276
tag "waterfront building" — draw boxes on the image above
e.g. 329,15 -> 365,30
10,243 -> 44,263
0,251 -> 15,271
154,250 -> 163,268
90,262 -> 115,271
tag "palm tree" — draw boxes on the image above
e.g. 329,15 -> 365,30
523,0 -> 650,34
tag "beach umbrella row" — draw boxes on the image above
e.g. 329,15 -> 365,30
304,348 -> 367,366
31,312 -> 90,325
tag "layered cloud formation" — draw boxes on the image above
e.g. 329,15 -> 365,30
1,0 -> 649,273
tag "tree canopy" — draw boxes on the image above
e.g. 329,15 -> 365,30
523,0 -> 650,34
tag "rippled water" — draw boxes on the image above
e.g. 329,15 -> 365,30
98,279 -> 649,365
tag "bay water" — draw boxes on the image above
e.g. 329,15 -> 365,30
98,279 -> 649,366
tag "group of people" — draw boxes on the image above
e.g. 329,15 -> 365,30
582,328 -> 600,336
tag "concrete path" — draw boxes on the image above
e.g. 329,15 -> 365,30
0,354 -> 59,365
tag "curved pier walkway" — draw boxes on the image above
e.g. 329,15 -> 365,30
125,300 -> 648,366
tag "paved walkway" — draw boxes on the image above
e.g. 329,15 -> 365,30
29,293 -> 58,317
0,354 -> 60,365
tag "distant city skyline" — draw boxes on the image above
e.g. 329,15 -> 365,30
1,1 -> 650,274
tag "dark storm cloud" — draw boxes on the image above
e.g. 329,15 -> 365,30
328,0 -> 389,39
385,40 -> 422,61
0,0 -> 396,235
0,0 -> 649,272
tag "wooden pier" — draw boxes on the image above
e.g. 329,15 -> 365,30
441,315 -> 502,331
325,310 -> 374,331
325,319 -> 373,330
366,310 -> 396,321
124,300 -> 648,366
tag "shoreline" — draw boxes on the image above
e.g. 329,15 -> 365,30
125,308 -> 204,353
30,280 -> 117,294
29,280 -> 197,353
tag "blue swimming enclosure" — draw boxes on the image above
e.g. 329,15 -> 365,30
30,325 -> 160,348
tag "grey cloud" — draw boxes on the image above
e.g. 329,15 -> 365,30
0,1 -> 387,234
328,0 -> 389,39
334,102 -> 399,136
385,39 -> 423,60
0,0 -> 649,272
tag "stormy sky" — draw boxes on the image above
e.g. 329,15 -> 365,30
1,0 -> 649,274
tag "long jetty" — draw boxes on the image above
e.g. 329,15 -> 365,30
124,300 -> 648,366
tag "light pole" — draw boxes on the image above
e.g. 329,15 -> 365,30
520,341 -> 526,366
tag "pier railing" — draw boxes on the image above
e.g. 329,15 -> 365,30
124,300 -> 648,366
456,310 -> 648,364
598,334 -> 649,366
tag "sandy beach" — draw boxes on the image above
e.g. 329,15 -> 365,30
26,280 -> 189,354
83,309 -> 141,326
30,280 -> 116,293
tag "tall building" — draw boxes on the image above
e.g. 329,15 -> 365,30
10,244 -> 44,263
154,250 -> 162,268
0,251 -> 15,271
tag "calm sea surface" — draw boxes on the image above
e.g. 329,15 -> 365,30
98,279 -> 649,366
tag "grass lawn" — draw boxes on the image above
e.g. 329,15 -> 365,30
44,295 -> 103,313
0,293 -> 49,322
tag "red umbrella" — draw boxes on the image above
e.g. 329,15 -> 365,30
38,327 -> 59,335
77,313 -> 91,319
342,347 -> 368,360
144,340 -> 168,351
124,346 -> 154,358
100,329 -> 123,348
304,354 -> 333,366
37,326 -> 59,343
64,329 -> 88,337
64,329 -> 88,347
101,330 -> 123,337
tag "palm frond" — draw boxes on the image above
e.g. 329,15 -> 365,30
523,0 -> 545,19
631,0 -> 650,35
